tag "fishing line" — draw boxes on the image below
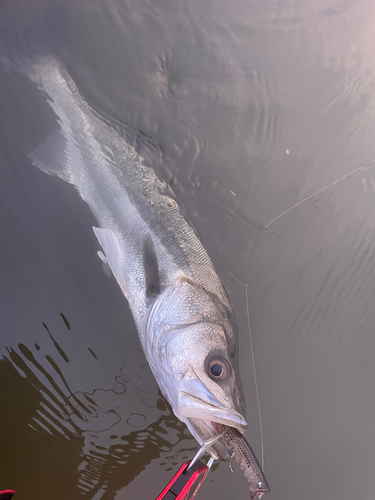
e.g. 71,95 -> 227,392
245,282 -> 265,471
265,157 -> 375,228
242,156 -> 375,476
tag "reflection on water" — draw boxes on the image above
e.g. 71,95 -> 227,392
0,314 -> 195,499
0,356 -> 83,498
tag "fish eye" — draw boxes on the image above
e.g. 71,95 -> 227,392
207,356 -> 231,381
211,363 -> 222,377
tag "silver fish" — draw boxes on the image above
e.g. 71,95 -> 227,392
27,58 -> 269,493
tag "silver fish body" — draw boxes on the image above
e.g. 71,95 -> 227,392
27,58 -> 268,491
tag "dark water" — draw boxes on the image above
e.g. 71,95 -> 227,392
1,1 -> 375,499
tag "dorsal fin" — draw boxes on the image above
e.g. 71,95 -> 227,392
143,235 -> 160,298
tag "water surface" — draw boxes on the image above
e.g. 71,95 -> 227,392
1,1 -> 375,499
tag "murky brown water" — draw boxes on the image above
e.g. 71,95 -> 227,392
2,1 -> 375,499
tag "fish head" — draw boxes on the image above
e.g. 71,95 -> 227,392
145,278 -> 247,458
157,322 -> 247,455
178,325 -> 246,421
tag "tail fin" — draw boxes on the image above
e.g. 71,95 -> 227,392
26,58 -> 89,186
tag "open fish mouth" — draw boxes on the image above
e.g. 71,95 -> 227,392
176,390 -> 247,460
185,417 -> 271,499
184,418 -> 270,498
177,388 -> 270,498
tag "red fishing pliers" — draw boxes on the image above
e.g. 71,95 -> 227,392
155,459 -> 212,500
156,431 -> 224,500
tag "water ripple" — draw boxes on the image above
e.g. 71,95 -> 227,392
1,318 -> 193,497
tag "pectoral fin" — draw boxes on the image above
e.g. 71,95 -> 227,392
93,227 -> 128,296
143,235 -> 160,298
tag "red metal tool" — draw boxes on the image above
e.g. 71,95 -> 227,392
0,490 -> 15,500
156,460 -> 210,500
